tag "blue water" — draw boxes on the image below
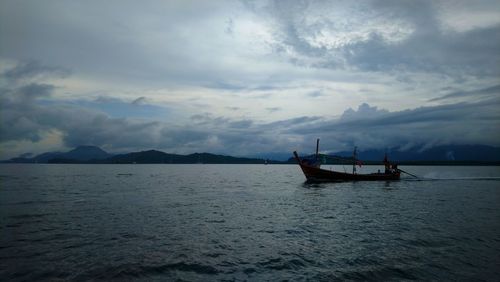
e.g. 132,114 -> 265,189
1,164 -> 499,281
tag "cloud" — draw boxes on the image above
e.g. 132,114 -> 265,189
294,99 -> 500,151
229,119 -> 253,128
343,23 -> 500,77
340,103 -> 389,121
15,83 -> 55,101
225,18 -> 234,34
0,83 -> 56,142
2,68 -> 499,158
429,84 -> 500,102
0,68 -> 315,157
72,96 -> 169,119
245,0 -> 500,78
265,107 -> 281,113
1,2 -> 499,158
2,60 -> 70,81
225,106 -> 241,111
0,63 -> 165,153
131,96 -> 148,105
0,81 -> 166,152
306,90 -> 324,98
262,116 -> 322,131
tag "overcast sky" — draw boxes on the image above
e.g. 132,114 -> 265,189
1,0 -> 499,159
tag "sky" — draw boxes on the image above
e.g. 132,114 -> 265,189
1,0 -> 499,159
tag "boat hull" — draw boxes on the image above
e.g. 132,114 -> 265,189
297,162 -> 400,182
293,146 -> 400,182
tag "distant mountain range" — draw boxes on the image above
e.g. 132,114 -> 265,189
4,146 -> 112,163
2,144 -> 500,164
334,145 -> 500,162
98,150 -> 267,164
290,144 -> 500,165
1,146 -> 270,164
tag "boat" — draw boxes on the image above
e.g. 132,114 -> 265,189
293,139 -> 400,182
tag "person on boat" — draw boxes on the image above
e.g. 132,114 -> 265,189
384,154 -> 390,174
392,164 -> 398,174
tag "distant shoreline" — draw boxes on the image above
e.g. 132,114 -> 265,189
3,145 -> 500,166
1,162 -> 499,166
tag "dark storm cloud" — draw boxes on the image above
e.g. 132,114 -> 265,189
252,0 -> 500,77
0,1 -> 265,88
0,62 -> 164,151
262,116 -> 322,130
0,81 -> 163,148
340,103 -> 389,121
2,60 -> 70,81
2,75 -> 310,154
2,66 -> 499,155
1,0 -> 498,91
1,2 -> 499,157
175,98 -> 500,154
2,66 -> 269,155
61,114 -> 162,149
131,96 -> 148,105
0,83 -> 56,142
72,96 -> 168,119
342,24 -> 500,76
15,83 -> 55,101
229,120 -> 253,128
429,84 -> 500,102
292,100 -> 500,151
263,0 -> 326,60
93,96 -> 123,104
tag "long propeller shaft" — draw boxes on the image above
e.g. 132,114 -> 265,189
397,168 -> 419,178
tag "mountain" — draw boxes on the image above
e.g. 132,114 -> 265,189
248,152 -> 293,161
104,150 -> 267,164
291,144 -> 500,164
3,151 -> 64,163
2,146 -> 111,163
3,147 -> 267,164
105,150 -> 181,164
4,151 -> 61,163
3,144 -> 500,164
33,151 -> 65,163
62,146 -> 111,161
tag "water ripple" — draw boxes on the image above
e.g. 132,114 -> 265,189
1,164 -> 499,281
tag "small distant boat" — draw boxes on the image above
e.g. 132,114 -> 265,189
293,139 -> 401,182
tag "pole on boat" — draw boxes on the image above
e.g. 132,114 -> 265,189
315,138 -> 320,161
397,168 -> 419,179
293,151 -> 301,163
352,146 -> 357,174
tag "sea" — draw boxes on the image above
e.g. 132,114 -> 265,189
1,164 -> 499,281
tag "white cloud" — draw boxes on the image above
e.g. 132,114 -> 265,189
435,0 -> 500,32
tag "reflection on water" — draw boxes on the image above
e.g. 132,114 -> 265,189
1,164 -> 499,280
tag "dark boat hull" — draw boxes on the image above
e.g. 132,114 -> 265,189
298,163 -> 400,182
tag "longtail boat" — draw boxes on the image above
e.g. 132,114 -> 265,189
293,139 -> 401,182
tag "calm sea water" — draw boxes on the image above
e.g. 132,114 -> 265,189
1,164 -> 499,281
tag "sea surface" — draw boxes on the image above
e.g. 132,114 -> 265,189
1,164 -> 499,281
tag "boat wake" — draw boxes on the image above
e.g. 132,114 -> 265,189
402,176 -> 500,181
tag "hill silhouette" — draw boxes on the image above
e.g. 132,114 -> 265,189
2,145 -> 111,163
4,147 -> 268,164
3,144 -> 500,164
291,144 -> 500,165
102,150 -> 266,164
